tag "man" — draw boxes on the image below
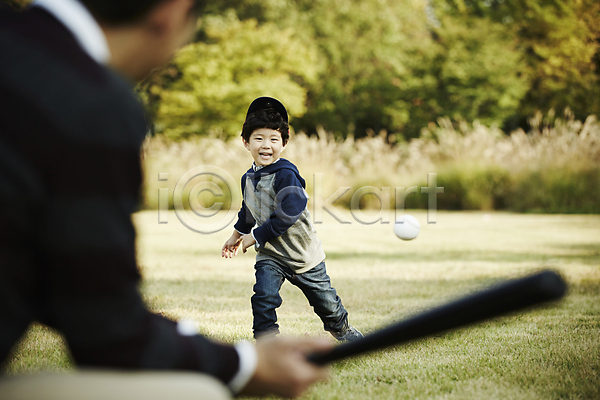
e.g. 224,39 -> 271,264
0,0 -> 331,398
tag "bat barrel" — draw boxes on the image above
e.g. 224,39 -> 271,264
308,269 -> 566,365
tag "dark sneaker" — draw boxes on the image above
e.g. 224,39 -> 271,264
254,329 -> 280,340
331,325 -> 364,343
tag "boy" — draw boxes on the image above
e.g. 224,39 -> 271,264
222,97 -> 363,342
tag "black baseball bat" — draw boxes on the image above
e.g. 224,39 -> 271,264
308,269 -> 566,365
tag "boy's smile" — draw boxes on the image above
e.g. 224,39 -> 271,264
244,128 -> 287,167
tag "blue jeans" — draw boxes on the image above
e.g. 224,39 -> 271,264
251,259 -> 348,338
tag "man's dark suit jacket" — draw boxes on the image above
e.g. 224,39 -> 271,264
0,6 -> 239,383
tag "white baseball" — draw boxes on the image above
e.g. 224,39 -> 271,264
393,214 -> 420,240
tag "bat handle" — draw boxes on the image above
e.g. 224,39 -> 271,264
306,352 -> 326,365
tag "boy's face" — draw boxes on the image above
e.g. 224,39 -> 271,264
243,128 -> 287,167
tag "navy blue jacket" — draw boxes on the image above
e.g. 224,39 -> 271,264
0,6 -> 238,382
234,159 -> 307,245
234,159 -> 325,273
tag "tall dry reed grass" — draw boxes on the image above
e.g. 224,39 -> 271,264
142,110 -> 600,213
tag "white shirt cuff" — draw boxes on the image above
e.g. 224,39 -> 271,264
228,341 -> 258,394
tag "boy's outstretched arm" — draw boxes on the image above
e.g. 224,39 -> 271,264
224,193 -> 256,258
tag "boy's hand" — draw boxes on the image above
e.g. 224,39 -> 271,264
241,234 -> 257,253
221,231 -> 243,258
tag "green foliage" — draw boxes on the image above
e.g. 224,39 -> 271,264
508,168 -> 600,213
293,0 -> 528,139
152,12 -> 318,140
141,0 -> 599,140
14,0 -> 600,139
432,0 -> 600,128
437,165 -> 512,210
290,0 -> 430,138
398,14 -> 529,138
435,165 -> 600,213
289,0 -> 524,140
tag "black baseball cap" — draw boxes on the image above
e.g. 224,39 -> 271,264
245,97 -> 288,123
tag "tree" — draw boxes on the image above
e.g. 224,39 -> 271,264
431,0 -> 600,127
408,14 -> 529,134
291,0 -> 433,138
151,12 -> 318,140
146,0 -> 589,140
289,0 -> 527,139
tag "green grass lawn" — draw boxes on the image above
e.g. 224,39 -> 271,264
4,211 -> 600,399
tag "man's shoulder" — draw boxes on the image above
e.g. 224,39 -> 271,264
0,15 -> 146,148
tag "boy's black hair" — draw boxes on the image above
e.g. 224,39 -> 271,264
242,97 -> 289,143
80,0 -> 205,25
242,109 -> 290,144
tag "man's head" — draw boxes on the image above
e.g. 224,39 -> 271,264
242,98 -> 290,167
83,0 -> 205,81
